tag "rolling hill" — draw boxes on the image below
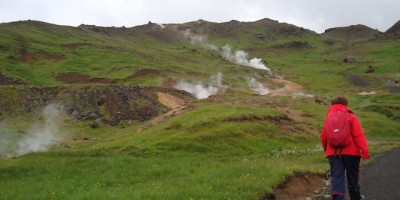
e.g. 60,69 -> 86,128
0,18 -> 399,199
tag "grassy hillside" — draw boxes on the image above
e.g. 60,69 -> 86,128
1,19 -> 399,90
0,20 -> 268,87
1,19 -> 400,199
0,96 -> 326,199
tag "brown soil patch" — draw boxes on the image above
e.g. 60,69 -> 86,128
138,105 -> 193,131
261,172 -> 326,200
157,92 -> 185,109
22,52 -> 33,62
22,52 -> 67,62
56,72 -> 115,84
0,73 -> 27,85
162,79 -> 176,88
46,54 -> 67,60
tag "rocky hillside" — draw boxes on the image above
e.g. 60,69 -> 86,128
321,24 -> 381,41
0,86 -> 192,126
385,20 -> 400,38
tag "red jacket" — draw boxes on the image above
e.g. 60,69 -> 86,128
320,104 -> 370,158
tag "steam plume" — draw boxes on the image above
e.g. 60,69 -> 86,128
157,23 -> 165,29
247,78 -> 270,95
182,29 -> 270,70
0,104 -> 66,158
183,29 -> 218,50
183,29 -> 208,44
220,45 -> 270,70
175,72 -> 228,99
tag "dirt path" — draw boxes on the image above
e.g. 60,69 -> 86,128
268,78 -> 309,97
389,86 -> 400,93
360,147 -> 400,199
346,74 -> 370,88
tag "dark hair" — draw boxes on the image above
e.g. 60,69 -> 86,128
331,96 -> 348,106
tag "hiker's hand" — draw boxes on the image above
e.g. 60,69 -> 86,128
362,151 -> 371,160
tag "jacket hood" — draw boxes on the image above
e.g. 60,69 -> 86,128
327,104 -> 350,115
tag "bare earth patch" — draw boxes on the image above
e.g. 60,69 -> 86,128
157,92 -> 185,109
0,73 -> 27,85
138,105 -> 192,131
261,172 -> 326,200
269,78 -> 305,96
137,91 -> 190,131
56,72 -> 115,84
162,79 -> 176,88
22,52 -> 33,62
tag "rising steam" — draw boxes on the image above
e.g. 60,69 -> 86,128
182,29 -> 270,70
0,104 -> 66,158
220,45 -> 270,70
175,72 -> 228,99
247,78 -> 270,95
183,29 -> 208,44
182,29 -> 218,50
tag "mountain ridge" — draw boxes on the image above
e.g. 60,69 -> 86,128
4,17 -> 399,35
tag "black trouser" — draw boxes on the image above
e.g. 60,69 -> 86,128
328,155 -> 361,200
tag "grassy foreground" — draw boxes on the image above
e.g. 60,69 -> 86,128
1,94 -> 399,199
0,151 -> 325,199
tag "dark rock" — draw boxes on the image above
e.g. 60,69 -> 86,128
366,65 -> 374,73
0,85 -> 193,125
90,122 -> 100,129
272,41 -> 313,49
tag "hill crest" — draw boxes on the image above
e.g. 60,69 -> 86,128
322,24 -> 381,41
385,20 -> 400,36
3,18 -> 397,40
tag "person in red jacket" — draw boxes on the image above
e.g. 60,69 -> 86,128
320,96 -> 370,200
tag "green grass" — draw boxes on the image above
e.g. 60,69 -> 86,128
90,103 -> 310,154
0,151 -> 326,200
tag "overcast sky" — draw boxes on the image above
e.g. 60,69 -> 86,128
1,0 -> 399,33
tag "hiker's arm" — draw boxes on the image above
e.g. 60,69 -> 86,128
320,124 -> 327,152
350,115 -> 370,159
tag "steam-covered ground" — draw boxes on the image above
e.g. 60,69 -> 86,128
0,104 -> 66,158
175,71 -> 313,99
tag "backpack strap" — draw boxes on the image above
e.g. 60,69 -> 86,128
347,110 -> 354,138
333,148 -> 343,159
334,148 -> 336,159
